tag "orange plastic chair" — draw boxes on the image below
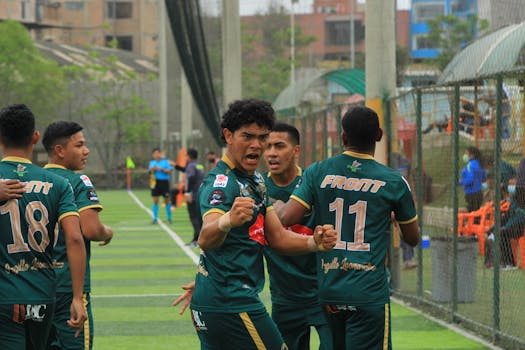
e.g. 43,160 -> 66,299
457,200 -> 510,256
511,235 -> 525,269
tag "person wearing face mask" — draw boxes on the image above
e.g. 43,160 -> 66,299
459,146 -> 486,212
206,150 -> 220,169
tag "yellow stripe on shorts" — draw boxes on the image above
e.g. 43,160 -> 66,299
83,293 -> 90,350
383,303 -> 390,350
239,312 -> 267,350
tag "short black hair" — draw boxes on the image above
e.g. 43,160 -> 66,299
272,122 -> 300,145
0,104 -> 36,148
42,121 -> 83,153
220,99 -> 275,143
187,148 -> 198,160
152,147 -> 161,153
342,106 -> 379,149
206,150 -> 216,156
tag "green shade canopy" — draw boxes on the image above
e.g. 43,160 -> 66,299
273,68 -> 365,116
438,22 -> 525,84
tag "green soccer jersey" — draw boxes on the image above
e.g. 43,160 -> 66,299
0,157 -> 78,304
44,164 -> 102,293
263,167 -> 318,306
191,156 -> 271,313
292,151 -> 417,307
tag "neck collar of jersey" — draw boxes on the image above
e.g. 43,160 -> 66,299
2,156 -> 31,163
343,150 -> 375,160
44,164 -> 67,170
267,164 -> 302,178
222,154 -> 235,169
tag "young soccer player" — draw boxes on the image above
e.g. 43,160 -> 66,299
276,106 -> 420,350
0,104 -> 87,350
42,121 -> 113,350
263,122 -> 332,350
173,99 -> 337,349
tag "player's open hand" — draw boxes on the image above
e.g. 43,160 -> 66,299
172,281 -> 195,315
313,224 -> 337,251
68,297 -> 88,337
229,197 -> 255,228
0,179 -> 26,201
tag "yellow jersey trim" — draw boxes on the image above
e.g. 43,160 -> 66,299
203,208 -> 226,218
78,204 -> 103,213
343,150 -> 375,160
222,155 -> 235,169
58,211 -> 79,222
2,156 -> 32,163
290,195 -> 311,211
397,215 -> 418,225
43,163 -> 67,170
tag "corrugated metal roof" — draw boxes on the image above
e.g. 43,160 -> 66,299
273,68 -> 365,116
35,41 -> 158,75
438,21 -> 525,84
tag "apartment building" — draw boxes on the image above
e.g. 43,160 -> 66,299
0,0 -> 159,58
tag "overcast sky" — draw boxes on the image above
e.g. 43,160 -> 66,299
239,0 -> 411,16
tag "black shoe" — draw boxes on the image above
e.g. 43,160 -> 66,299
168,219 -> 172,224
151,219 -> 158,224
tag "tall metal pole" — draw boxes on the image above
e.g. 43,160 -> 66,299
222,0 -> 242,106
290,0 -> 296,85
158,0 -> 168,150
366,0 -> 397,285
349,0 -> 355,68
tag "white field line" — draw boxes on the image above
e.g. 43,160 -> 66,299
392,297 -> 504,350
126,190 -> 200,265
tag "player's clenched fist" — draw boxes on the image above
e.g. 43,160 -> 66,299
217,196 -> 256,233
229,196 -> 255,227
313,224 -> 337,251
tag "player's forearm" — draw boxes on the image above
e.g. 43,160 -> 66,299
198,219 -> 229,251
66,235 -> 87,299
267,228 -> 317,255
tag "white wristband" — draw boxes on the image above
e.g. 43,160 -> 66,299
307,236 -> 318,252
218,211 -> 232,233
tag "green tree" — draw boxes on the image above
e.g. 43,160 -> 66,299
65,44 -> 154,186
0,20 -> 67,128
242,5 -> 316,102
426,14 -> 489,70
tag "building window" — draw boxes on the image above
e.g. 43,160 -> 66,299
413,34 -> 438,50
65,2 -> 85,11
325,20 -> 364,46
451,0 -> 474,13
21,0 -> 30,19
105,1 -> 132,19
413,3 -> 445,23
105,35 -> 133,51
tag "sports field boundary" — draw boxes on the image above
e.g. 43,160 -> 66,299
126,189 -> 498,349
127,189 -> 199,265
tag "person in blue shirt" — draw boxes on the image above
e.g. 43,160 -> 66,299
459,146 -> 486,212
148,148 -> 174,224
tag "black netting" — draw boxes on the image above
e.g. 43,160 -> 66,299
164,0 -> 222,146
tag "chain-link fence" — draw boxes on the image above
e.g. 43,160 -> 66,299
279,71 -> 525,349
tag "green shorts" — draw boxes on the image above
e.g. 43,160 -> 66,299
0,302 -> 55,350
325,303 -> 391,350
47,292 -> 92,350
272,302 -> 332,350
190,308 -> 288,350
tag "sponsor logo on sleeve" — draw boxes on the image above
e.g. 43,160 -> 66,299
80,175 -> 93,187
208,189 -> 226,206
87,189 -> 99,202
213,174 -> 228,187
